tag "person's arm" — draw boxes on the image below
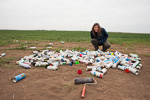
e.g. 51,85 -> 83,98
101,28 -> 108,43
90,31 -> 95,39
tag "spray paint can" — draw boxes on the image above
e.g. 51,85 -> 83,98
61,41 -> 65,44
35,62 -> 48,67
49,43 -> 53,46
49,58 -> 59,61
12,73 -> 25,83
120,59 -> 127,65
115,51 -> 122,57
130,53 -> 138,58
118,65 -> 126,71
47,66 -> 58,70
139,63 -> 142,67
0,53 -> 6,57
128,67 -> 139,75
95,72 -> 103,78
106,62 -> 113,69
96,67 -> 102,71
86,66 -> 97,71
135,66 -> 141,70
47,47 -> 52,49
132,61 -> 140,68
99,68 -> 107,74
112,56 -> 120,68
33,51 -> 39,54
100,61 -> 105,67
84,60 -> 91,65
19,63 -> 31,69
92,63 -> 100,66
68,62 -> 73,66
90,71 -> 103,78
30,47 -> 36,49
51,62 -> 59,67
74,77 -> 94,84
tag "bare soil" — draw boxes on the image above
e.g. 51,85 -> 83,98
0,42 -> 150,100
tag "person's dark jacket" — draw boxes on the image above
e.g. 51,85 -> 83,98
90,28 -> 108,45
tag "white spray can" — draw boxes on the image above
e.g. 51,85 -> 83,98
0,53 -> 6,57
35,62 -> 48,67
112,56 -> 120,68
132,61 -> 140,68
106,62 -> 113,69
86,66 -> 98,71
120,59 -> 128,65
49,58 -> 59,61
19,63 -> 31,69
33,51 -> 39,54
90,71 -> 103,78
128,67 -> 139,75
130,53 -> 138,58
92,63 -> 100,66
118,65 -> 126,71
99,68 -> 107,74
30,47 -> 36,49
47,66 -> 58,70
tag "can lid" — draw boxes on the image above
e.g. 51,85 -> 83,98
12,78 -> 17,83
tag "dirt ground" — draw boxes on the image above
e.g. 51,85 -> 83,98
0,42 -> 150,100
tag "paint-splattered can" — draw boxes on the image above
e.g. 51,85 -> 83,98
12,73 -> 25,83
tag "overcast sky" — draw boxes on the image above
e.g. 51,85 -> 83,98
0,0 -> 150,33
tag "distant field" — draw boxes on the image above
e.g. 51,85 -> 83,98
0,30 -> 150,46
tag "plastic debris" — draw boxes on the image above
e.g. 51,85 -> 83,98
49,43 -> 53,46
60,41 -> 65,44
77,70 -> 82,74
47,47 -> 52,49
0,53 -> 6,57
30,47 -> 36,49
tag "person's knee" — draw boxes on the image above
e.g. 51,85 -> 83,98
103,40 -> 111,48
103,42 -> 111,51
91,38 -> 97,44
105,44 -> 111,49
107,44 -> 111,48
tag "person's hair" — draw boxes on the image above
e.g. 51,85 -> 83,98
92,23 -> 102,36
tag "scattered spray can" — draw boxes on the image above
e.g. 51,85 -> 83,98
30,47 -> 36,49
12,73 -> 25,83
0,53 -> 6,57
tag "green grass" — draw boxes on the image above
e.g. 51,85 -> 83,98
10,43 -> 28,50
73,46 -> 87,52
0,30 -> 150,46
0,57 -> 17,68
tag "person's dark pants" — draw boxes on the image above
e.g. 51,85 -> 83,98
91,38 -> 111,51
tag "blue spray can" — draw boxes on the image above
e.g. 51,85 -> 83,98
12,73 -> 25,83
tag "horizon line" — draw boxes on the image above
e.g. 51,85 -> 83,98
0,29 -> 150,34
